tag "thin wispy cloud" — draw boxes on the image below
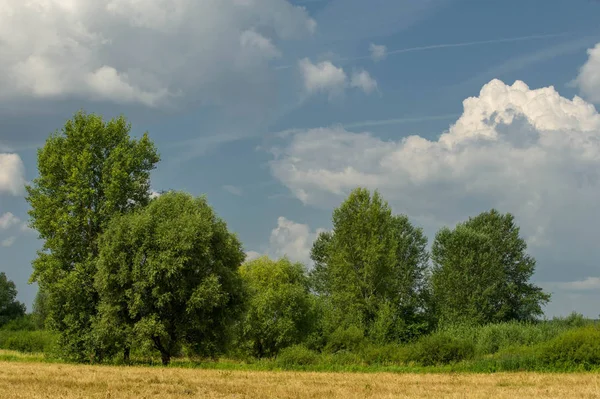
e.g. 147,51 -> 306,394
341,114 -> 460,129
265,113 -> 460,142
274,31 -> 574,70
453,34 -> 600,90
222,185 -> 243,196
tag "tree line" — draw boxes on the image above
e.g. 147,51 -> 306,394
5,111 -> 550,365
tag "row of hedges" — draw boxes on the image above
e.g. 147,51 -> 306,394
275,325 -> 600,371
2,319 -> 599,371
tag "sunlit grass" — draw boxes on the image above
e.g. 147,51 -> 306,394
1,360 -> 600,398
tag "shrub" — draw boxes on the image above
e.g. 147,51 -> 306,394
324,351 -> 363,367
539,326 -> 600,369
409,333 -> 475,366
1,315 -> 38,332
276,345 -> 319,368
325,325 -> 365,353
550,312 -> 590,329
438,319 -> 581,356
359,343 -> 411,365
0,330 -> 58,353
467,345 -> 543,372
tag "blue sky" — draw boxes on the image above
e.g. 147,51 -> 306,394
1,0 -> 600,317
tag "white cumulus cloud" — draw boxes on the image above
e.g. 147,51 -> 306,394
0,0 -> 315,108
298,58 -> 378,99
1,236 -> 17,248
369,43 -> 387,62
269,216 -> 325,266
574,43 -> 600,104
350,70 -> 378,94
240,30 -> 281,60
0,153 -> 26,196
269,79 -> 600,266
245,216 -> 325,267
299,58 -> 347,97
244,251 -> 262,263
0,213 -> 21,230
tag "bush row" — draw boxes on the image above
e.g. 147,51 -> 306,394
275,324 -> 600,370
2,317 -> 599,372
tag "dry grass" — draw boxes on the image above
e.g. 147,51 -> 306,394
1,361 -> 600,398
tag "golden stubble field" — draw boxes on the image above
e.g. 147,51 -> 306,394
1,361 -> 600,398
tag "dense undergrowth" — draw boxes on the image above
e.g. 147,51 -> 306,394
1,312 -> 598,373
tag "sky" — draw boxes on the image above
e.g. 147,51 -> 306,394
1,0 -> 600,318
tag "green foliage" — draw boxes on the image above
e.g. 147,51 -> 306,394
25,110 -> 160,361
408,333 -> 475,366
358,343 -> 411,365
276,345 -> 319,367
438,321 -> 562,356
1,314 -> 38,331
95,191 -> 245,365
0,330 -> 58,353
3,319 -> 600,373
310,188 -> 431,343
325,325 -> 365,353
0,272 -> 26,328
237,256 -> 315,358
431,209 -> 549,326
539,326 -> 600,369
552,311 -> 589,328
32,288 -> 50,330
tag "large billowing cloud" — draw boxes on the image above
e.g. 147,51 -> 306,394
269,79 -> 600,276
0,154 -> 26,196
0,0 -> 315,108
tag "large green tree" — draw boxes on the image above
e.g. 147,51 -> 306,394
431,209 -> 550,326
0,272 -> 26,328
25,110 -> 160,360
310,188 -> 431,343
238,256 -> 315,358
94,191 -> 246,365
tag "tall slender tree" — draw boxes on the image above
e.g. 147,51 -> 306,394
310,188 -> 431,342
26,110 -> 159,360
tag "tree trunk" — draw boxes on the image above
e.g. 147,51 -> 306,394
161,351 -> 171,366
152,335 -> 171,366
123,346 -> 130,363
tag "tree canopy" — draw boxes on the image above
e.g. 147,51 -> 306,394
431,209 -> 550,326
0,272 -> 26,328
25,110 -> 160,359
94,191 -> 246,365
238,256 -> 316,358
310,188 -> 431,342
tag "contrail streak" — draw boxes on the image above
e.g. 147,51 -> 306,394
274,31 -> 573,70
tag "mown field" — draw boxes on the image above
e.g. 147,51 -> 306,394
2,316 -> 600,397
1,359 -> 600,399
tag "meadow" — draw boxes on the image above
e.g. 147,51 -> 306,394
1,315 -> 600,397
2,358 -> 600,399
